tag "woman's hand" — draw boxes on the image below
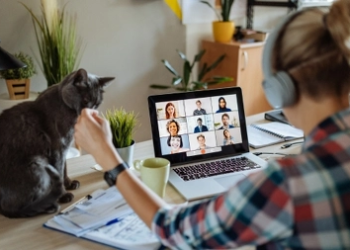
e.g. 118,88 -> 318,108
74,108 -> 121,171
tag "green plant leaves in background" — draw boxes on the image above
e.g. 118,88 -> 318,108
0,52 -> 36,79
161,59 -> 179,77
199,1 -> 222,21
21,1 -> 82,87
104,108 -> 138,148
151,49 -> 233,92
200,0 -> 235,22
221,0 -> 235,22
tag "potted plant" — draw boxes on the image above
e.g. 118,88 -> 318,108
0,52 -> 36,100
200,0 -> 235,43
104,107 -> 138,167
150,49 -> 232,91
21,0 -> 82,87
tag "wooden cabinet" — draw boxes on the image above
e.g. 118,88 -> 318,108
200,40 -> 272,116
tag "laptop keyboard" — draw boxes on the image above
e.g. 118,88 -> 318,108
173,157 -> 261,182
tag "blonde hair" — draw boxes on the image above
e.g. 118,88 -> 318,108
273,0 -> 350,101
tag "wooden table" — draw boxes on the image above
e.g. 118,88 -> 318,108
0,113 -> 302,250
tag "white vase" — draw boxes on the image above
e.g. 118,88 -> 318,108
66,147 -> 81,159
116,140 -> 135,168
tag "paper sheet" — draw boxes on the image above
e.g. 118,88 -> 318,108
89,213 -> 158,245
54,187 -> 130,235
44,186 -> 161,249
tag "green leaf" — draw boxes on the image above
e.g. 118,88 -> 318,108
172,76 -> 182,86
192,81 -> 208,90
198,62 -> 208,81
221,0 -> 235,21
206,76 -> 233,85
190,49 -> 206,70
0,52 -> 36,79
177,50 -> 187,61
152,48 -> 231,92
193,49 -> 206,63
211,76 -> 233,81
206,54 -> 226,72
103,107 -> 138,148
175,87 -> 189,91
200,1 -> 221,21
161,59 -> 179,76
183,61 -> 191,87
150,84 -> 172,89
21,1 -> 82,87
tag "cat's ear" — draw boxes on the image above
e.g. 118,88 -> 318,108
98,77 -> 115,88
73,69 -> 89,87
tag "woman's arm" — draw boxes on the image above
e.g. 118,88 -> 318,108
74,109 -> 167,228
74,109 -> 293,249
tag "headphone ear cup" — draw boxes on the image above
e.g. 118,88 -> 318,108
263,71 -> 296,108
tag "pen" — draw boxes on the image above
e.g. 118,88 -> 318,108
59,194 -> 93,214
105,217 -> 123,226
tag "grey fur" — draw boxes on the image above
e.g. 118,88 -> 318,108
0,69 -> 114,218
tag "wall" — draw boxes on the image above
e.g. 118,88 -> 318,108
0,0 -> 291,143
186,6 -> 290,79
0,0 -> 185,142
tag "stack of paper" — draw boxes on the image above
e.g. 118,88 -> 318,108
247,122 -> 304,148
44,187 -> 161,250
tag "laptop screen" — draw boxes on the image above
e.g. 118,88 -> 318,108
148,87 -> 250,166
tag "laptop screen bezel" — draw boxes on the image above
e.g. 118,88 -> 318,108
147,87 -> 250,166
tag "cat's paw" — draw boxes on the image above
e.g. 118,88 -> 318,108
65,180 -> 80,190
58,192 -> 74,203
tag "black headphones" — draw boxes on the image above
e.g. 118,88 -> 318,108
262,11 -> 303,109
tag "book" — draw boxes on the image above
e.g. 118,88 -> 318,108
44,186 -> 161,250
264,109 -> 289,124
247,122 -> 304,149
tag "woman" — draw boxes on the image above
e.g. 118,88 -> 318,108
215,97 -> 232,113
167,135 -> 189,154
75,1 -> 350,248
165,102 -> 176,119
223,129 -> 234,145
166,119 -> 179,137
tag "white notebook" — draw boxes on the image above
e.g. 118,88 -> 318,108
44,187 -> 161,250
247,122 -> 304,148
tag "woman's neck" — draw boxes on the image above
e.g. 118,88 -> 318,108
285,94 -> 349,135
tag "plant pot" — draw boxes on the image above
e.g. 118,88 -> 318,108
6,79 -> 30,100
212,21 -> 235,43
116,140 -> 135,168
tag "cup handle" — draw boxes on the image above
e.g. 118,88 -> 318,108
133,160 -> 141,171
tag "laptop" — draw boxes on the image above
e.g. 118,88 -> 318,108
148,87 -> 267,201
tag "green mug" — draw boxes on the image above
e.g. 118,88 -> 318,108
133,158 -> 170,198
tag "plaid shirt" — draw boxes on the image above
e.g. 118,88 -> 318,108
152,108 -> 350,250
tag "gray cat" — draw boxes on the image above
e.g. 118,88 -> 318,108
0,69 -> 114,218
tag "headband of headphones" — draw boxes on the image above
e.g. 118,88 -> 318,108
262,11 -> 303,109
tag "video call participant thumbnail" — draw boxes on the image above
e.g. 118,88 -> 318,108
194,117 -> 208,133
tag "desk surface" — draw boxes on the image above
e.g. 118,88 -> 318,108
0,113 -> 302,250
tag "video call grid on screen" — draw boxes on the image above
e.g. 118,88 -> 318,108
155,94 -> 243,156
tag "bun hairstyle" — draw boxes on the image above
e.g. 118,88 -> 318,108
273,0 -> 350,101
327,1 -> 350,60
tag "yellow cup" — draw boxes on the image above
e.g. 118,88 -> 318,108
133,158 -> 170,198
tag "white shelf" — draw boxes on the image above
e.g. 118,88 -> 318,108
0,92 -> 39,112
